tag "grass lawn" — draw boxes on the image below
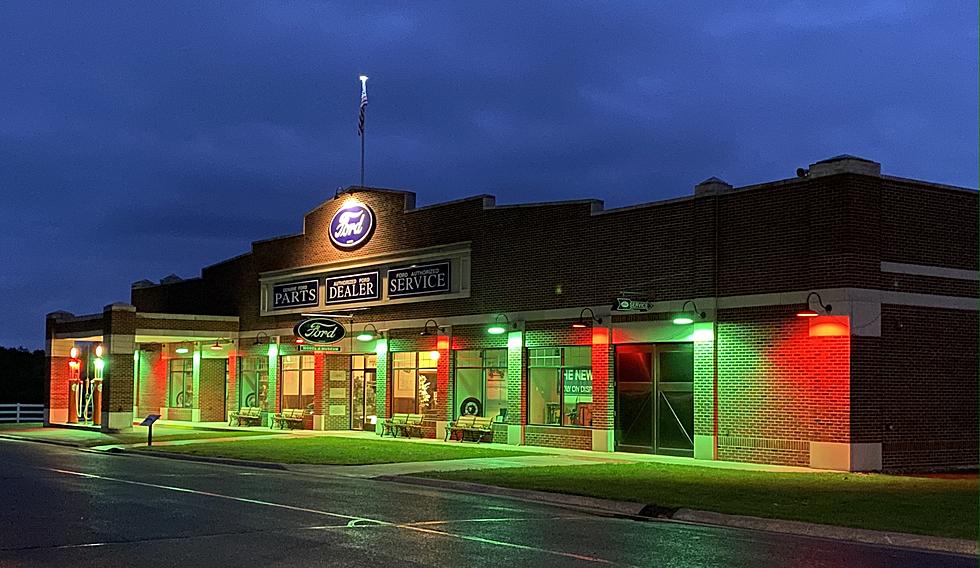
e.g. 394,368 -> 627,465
152,436 -> 541,465
422,463 -> 978,540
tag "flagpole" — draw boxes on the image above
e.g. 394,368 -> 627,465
358,75 -> 368,188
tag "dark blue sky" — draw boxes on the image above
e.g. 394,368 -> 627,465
1,1 -> 976,348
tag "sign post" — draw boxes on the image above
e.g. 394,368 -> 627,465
140,414 -> 161,447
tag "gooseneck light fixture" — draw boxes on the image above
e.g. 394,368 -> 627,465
571,308 -> 602,329
419,319 -> 442,337
252,332 -> 269,346
797,292 -> 832,317
487,313 -> 511,335
673,301 -> 706,325
209,338 -> 229,351
356,323 -> 381,342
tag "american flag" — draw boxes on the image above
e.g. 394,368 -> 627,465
358,79 -> 368,136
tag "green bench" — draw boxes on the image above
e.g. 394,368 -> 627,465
382,413 -> 427,437
229,406 -> 262,427
445,415 -> 494,443
272,408 -> 306,429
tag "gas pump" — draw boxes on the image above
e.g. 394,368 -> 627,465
91,344 -> 104,425
67,347 -> 81,423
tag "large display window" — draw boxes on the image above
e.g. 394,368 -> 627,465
168,358 -> 193,408
528,346 -> 592,427
453,349 -> 507,419
391,351 -> 439,414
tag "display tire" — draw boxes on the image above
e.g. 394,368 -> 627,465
459,397 -> 482,417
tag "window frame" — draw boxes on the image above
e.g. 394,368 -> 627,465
168,358 -> 194,408
527,346 -> 593,428
390,351 -> 438,414
280,354 -> 315,410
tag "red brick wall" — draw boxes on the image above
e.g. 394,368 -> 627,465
136,349 -> 167,417
525,425 -> 592,450
48,355 -> 69,415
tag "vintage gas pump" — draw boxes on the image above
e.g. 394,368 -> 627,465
91,344 -> 104,426
67,346 -> 81,423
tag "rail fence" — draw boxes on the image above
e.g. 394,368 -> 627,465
0,403 -> 44,423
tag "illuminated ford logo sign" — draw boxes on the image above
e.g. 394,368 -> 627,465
294,318 -> 346,344
329,201 -> 375,250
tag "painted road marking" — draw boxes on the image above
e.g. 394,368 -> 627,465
44,468 -> 630,566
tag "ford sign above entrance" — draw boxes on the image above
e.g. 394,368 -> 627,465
294,317 -> 346,344
329,200 -> 375,250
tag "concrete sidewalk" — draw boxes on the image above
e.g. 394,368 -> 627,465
286,453 -> 626,478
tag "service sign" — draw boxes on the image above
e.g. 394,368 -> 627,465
329,201 -> 375,250
294,318 -> 346,345
613,297 -> 651,312
325,271 -> 380,305
387,260 -> 451,298
272,279 -> 320,310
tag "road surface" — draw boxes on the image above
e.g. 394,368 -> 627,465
0,439 -> 973,567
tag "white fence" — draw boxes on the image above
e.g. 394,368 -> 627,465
0,403 -> 44,423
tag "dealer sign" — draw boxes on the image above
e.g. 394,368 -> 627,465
294,317 -> 346,344
329,201 -> 375,250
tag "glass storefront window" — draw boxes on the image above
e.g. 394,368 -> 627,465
281,354 -> 314,410
528,346 -> 592,427
454,349 -> 507,419
391,351 -> 438,414
168,358 -> 193,408
351,354 -> 378,430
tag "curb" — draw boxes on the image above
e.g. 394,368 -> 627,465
383,476 -> 978,557
115,448 -> 288,471
0,433 -> 83,449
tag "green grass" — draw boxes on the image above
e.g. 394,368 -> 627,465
422,463 -> 978,540
152,436 -> 541,465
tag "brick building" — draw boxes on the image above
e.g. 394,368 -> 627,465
44,155 -> 978,471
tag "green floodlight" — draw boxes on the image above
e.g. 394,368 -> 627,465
672,300 -> 706,325
356,323 -> 380,342
487,313 -> 510,335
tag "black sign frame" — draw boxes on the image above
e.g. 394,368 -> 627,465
271,279 -> 320,311
325,270 -> 381,305
387,260 -> 452,299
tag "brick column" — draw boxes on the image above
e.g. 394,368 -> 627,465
323,354 -> 351,430
374,340 -> 388,435
693,338 -> 715,460
101,303 -> 136,431
313,352 -> 326,428
590,325 -> 614,451
226,350 -> 239,418
44,314 -> 72,425
505,329 -> 525,445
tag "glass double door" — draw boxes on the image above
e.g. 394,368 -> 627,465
615,343 -> 694,456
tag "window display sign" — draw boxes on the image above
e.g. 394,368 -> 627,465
562,369 -> 593,395
326,271 -> 380,304
294,317 -> 346,345
272,279 -> 319,310
387,260 -> 451,298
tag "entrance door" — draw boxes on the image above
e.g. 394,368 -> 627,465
351,355 -> 377,431
615,343 -> 694,456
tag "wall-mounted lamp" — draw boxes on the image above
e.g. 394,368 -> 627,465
797,292 -> 832,317
673,301 -> 706,325
571,308 -> 602,329
487,314 -> 513,335
252,332 -> 269,346
175,344 -> 190,355
356,323 -> 381,342
209,338 -> 229,351
420,319 -> 443,336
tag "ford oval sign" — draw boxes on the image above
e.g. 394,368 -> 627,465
329,201 -> 375,250
294,318 -> 346,344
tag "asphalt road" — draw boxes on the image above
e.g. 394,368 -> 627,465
0,439 -> 973,568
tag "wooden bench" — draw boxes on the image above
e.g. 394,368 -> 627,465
394,413 -> 426,438
273,408 -> 306,429
381,413 -> 409,437
229,406 -> 262,427
445,415 -> 495,443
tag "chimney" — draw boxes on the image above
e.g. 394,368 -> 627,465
694,177 -> 734,196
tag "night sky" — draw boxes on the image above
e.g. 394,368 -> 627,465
1,2 -> 976,348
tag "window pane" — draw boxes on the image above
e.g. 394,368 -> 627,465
529,348 -> 561,367
484,349 -> 508,368
419,350 -> 439,369
393,369 -> 416,413
364,354 -> 377,368
565,346 -> 592,367
529,367 -> 560,425
283,370 -> 299,396
659,346 -> 694,383
392,352 -> 415,368
351,355 -> 364,370
300,355 -> 314,369
301,370 -> 314,395
282,356 -> 299,370
418,369 -> 438,414
455,368 -> 482,416
455,350 -> 481,368
485,367 -> 507,420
